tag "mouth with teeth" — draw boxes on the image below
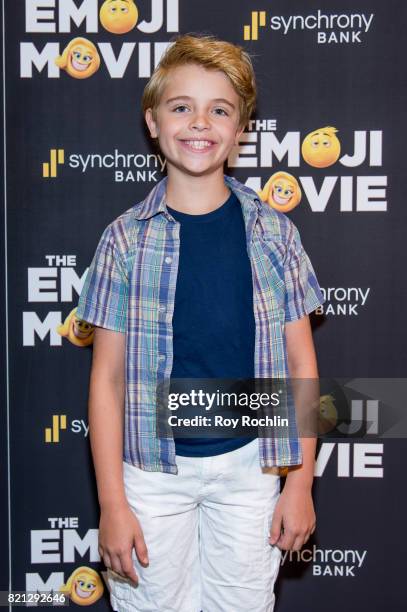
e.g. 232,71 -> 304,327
179,139 -> 216,152
71,56 -> 91,72
273,192 -> 292,205
75,585 -> 93,599
72,319 -> 94,339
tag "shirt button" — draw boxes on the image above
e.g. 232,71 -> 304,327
158,305 -> 166,313
164,256 -> 172,264
158,354 -> 166,362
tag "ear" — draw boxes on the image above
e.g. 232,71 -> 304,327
145,108 -> 158,138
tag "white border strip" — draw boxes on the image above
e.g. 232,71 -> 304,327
2,0 -> 11,604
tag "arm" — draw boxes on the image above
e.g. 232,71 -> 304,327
89,327 -> 148,583
269,315 -> 319,551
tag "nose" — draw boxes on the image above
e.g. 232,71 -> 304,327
189,110 -> 210,131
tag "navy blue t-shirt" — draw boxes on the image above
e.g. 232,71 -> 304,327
167,190 -> 257,456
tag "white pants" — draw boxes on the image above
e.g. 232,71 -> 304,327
107,439 -> 282,612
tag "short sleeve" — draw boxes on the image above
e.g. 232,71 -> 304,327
76,224 -> 128,333
284,222 -> 325,322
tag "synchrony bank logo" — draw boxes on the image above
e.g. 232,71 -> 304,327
42,149 -> 65,178
281,546 -> 367,577
44,414 -> 89,442
41,147 -> 165,182
316,287 -> 371,316
244,9 -> 374,43
44,414 -> 67,443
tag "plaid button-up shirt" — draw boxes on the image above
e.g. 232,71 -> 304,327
76,174 -> 325,474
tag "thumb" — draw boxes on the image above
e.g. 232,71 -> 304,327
269,510 -> 283,545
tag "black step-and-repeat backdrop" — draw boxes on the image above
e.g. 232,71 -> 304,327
3,1 -> 406,610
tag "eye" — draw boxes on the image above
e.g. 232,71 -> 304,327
311,139 -> 319,147
173,105 -> 188,112
83,55 -> 91,62
87,583 -> 95,590
214,108 -> 228,116
323,140 -> 331,147
79,581 -> 85,587
275,186 -> 282,193
73,51 -> 81,59
110,6 -> 117,12
121,6 -> 128,12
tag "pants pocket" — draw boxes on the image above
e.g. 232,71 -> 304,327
107,568 -> 132,603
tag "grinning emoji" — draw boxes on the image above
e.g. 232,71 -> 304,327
60,567 -> 104,606
57,307 -> 95,347
301,126 -> 341,168
55,38 -> 100,79
258,171 -> 302,213
100,0 -> 138,34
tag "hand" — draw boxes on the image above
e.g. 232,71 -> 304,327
269,483 -> 316,551
98,503 -> 149,585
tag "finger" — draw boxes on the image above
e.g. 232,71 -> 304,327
275,530 -> 296,551
103,551 -> 113,571
110,553 -> 126,577
134,532 -> 149,566
269,513 -> 283,545
289,534 -> 306,551
120,551 -> 139,585
289,527 -> 314,551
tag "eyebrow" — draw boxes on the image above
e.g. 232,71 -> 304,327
165,96 -> 236,109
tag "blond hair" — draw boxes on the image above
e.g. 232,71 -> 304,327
142,33 -> 256,129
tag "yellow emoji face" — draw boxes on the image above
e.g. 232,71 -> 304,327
55,38 -> 100,79
301,126 -> 341,168
258,171 -> 302,212
57,307 -> 95,347
60,567 -> 103,606
100,0 -> 138,34
318,394 -> 338,435
73,317 -> 94,341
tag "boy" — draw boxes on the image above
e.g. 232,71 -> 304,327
76,33 -> 325,612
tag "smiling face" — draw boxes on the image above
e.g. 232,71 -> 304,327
66,568 -> 103,606
55,38 -> 100,79
73,574 -> 97,602
70,45 -> 94,74
100,0 -> 138,34
144,64 -> 244,180
258,171 -> 301,212
271,175 -> 301,212
273,180 -> 294,204
72,317 -> 93,339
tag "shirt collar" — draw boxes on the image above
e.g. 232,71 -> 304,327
133,174 -> 263,221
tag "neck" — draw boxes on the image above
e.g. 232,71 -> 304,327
164,166 -> 231,215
